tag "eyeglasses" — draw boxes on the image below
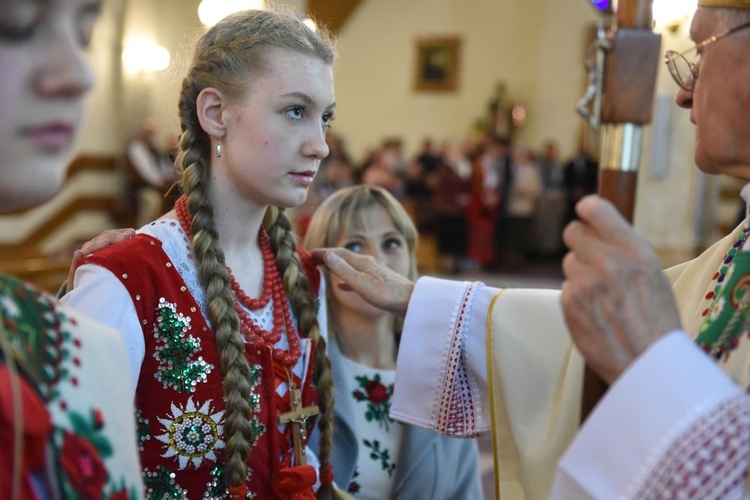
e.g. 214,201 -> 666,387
664,20 -> 750,91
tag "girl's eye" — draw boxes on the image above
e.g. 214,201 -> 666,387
0,23 -> 37,43
322,113 -> 335,129
287,106 -> 304,120
0,2 -> 42,44
343,241 -> 364,253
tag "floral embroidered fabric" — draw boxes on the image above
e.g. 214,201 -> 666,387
697,249 -> 750,361
0,273 -> 143,499
341,356 -> 402,499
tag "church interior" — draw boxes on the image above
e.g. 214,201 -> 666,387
4,1 -> 750,498
0,0 -> 742,296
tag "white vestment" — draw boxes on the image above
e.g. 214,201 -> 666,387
392,221 -> 750,499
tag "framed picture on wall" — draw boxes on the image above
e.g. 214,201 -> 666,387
414,36 -> 461,92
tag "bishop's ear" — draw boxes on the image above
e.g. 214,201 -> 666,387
196,87 -> 227,137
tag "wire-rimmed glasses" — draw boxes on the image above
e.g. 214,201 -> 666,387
664,20 -> 750,91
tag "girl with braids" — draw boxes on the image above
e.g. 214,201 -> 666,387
62,9 -> 343,499
303,186 -> 482,499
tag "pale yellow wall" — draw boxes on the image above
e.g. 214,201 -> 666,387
79,0 -> 125,154
333,0 -> 599,161
333,1 -> 705,263
1,0 -> 707,263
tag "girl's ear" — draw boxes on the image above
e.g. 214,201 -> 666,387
196,87 -> 226,137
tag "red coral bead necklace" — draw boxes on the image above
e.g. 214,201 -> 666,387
175,195 -> 301,367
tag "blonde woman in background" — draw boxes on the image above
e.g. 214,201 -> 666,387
303,185 -> 482,499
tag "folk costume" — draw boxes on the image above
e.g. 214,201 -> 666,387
0,274 -> 143,499
62,196 -> 326,499
308,334 -> 482,499
392,212 -> 750,498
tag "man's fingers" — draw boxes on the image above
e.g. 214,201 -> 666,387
564,196 -> 641,263
575,195 -> 634,242
81,237 -> 108,254
325,248 -> 381,272
311,248 -> 413,316
561,220 -> 589,252
312,248 -> 359,279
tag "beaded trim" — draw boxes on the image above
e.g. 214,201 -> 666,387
700,223 -> 750,320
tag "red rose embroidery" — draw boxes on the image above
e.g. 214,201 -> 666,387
365,381 -> 389,404
352,375 -> 394,430
59,431 -> 108,499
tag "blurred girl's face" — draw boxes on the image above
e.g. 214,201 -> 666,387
0,0 -> 99,212
330,205 -> 411,318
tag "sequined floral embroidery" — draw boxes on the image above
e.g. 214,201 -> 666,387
152,299 -> 213,393
204,465 -> 228,499
203,465 -> 256,500
136,409 -> 152,452
143,466 -> 188,499
156,396 -> 225,470
247,364 -> 266,449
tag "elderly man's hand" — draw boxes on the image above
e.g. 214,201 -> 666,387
561,195 -> 682,384
311,248 -> 414,317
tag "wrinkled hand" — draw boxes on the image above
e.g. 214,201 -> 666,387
561,196 -> 682,384
66,228 -> 136,292
311,248 -> 414,317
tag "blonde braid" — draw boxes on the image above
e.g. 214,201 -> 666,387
264,207 -> 341,500
177,88 -> 255,489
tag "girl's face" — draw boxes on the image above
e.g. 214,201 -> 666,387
0,0 -> 99,212
330,205 -> 412,318
216,46 -> 335,210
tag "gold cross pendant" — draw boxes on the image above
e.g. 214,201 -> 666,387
278,379 -> 319,466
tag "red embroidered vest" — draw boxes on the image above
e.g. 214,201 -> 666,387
82,234 -> 321,499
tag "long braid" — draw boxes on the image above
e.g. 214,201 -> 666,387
264,207 -> 340,500
177,86 -> 255,489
